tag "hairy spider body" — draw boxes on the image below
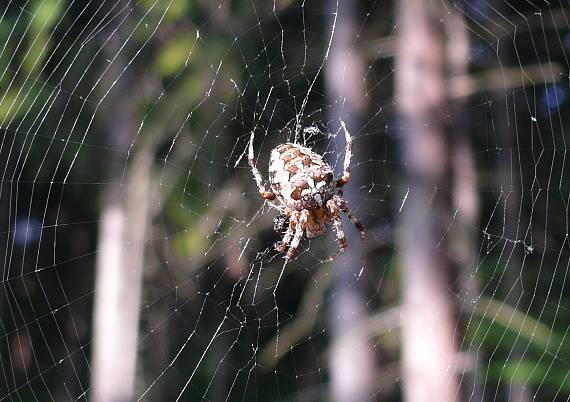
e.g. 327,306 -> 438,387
249,121 -> 365,261
268,143 -> 335,211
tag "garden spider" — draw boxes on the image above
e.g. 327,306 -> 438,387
248,121 -> 365,261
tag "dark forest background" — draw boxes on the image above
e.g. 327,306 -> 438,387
0,0 -> 569,401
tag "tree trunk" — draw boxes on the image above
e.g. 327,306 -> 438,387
396,0 -> 460,401
445,5 -> 484,401
325,1 -> 375,402
91,33 -> 151,402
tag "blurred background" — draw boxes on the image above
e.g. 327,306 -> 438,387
1,0 -> 570,401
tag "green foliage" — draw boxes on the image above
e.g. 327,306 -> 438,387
155,35 -> 199,77
139,0 -> 192,23
487,359 -> 570,394
0,0 -> 63,122
165,0 -> 192,21
465,292 -> 570,397
30,0 -> 64,32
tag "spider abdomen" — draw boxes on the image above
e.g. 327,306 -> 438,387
268,143 -> 335,211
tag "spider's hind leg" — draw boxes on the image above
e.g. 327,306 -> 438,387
285,210 -> 308,259
325,199 -> 347,262
275,213 -> 295,253
335,195 -> 366,240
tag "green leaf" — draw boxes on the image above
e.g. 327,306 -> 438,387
31,0 -> 64,33
23,33 -> 49,74
165,0 -> 191,20
0,89 -> 29,121
155,35 -> 199,77
488,359 -> 570,394
502,359 -> 546,384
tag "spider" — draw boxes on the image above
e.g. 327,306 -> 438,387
248,121 -> 366,261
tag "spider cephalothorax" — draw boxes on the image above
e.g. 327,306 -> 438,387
249,121 -> 366,261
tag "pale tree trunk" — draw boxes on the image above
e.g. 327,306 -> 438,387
396,0 -> 461,401
445,5 -> 484,401
325,1 -> 375,401
91,34 -> 152,402
92,148 -> 152,402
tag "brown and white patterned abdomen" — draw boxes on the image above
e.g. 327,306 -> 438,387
268,143 -> 336,211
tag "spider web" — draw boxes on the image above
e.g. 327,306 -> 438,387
0,0 -> 569,401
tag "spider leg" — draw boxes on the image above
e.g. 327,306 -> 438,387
334,195 -> 366,240
275,213 -> 295,252
336,120 -> 353,188
248,131 -> 276,200
286,210 -> 308,259
325,199 -> 347,262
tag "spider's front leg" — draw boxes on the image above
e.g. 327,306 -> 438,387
336,120 -> 353,188
325,199 -> 348,262
285,210 -> 308,259
248,131 -> 276,201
